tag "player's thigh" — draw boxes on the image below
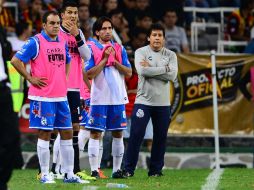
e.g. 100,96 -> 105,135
86,105 -> 107,132
106,105 -> 127,131
54,101 -> 72,130
29,100 -> 56,130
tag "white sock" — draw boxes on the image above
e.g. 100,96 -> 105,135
88,138 -> 99,172
60,139 -> 74,178
37,139 -> 50,175
98,138 -> 103,169
52,134 -> 60,164
112,137 -> 124,173
55,155 -> 61,174
78,129 -> 90,151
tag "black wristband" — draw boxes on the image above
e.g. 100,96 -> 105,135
77,40 -> 84,47
75,33 -> 82,41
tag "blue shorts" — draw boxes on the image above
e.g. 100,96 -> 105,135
67,91 -> 81,123
86,105 -> 127,132
80,99 -> 90,129
29,100 -> 72,130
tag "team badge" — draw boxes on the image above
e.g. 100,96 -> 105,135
136,109 -> 144,118
88,116 -> 94,124
41,117 -> 47,126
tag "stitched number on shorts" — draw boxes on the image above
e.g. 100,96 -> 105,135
77,106 -> 80,114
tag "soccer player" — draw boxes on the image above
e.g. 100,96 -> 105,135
85,16 -> 132,178
10,11 -> 87,184
124,23 -> 178,177
58,1 -> 91,179
78,59 -> 107,179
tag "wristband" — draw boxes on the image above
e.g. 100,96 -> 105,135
75,33 -> 82,41
77,40 -> 84,47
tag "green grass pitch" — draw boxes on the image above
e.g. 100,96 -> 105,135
8,168 -> 254,190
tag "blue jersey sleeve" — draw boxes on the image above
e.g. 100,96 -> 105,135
65,43 -> 71,64
15,37 -> 37,63
85,45 -> 95,71
121,46 -> 131,68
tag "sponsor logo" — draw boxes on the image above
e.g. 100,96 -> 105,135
121,122 -> 127,127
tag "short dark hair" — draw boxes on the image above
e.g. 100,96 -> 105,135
148,23 -> 165,37
163,8 -> 177,17
42,11 -> 59,24
61,1 -> 78,13
92,16 -> 113,37
108,9 -> 122,19
79,3 -> 89,8
15,21 -> 29,36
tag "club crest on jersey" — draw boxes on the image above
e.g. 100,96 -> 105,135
88,117 -> 94,124
136,109 -> 144,118
41,117 -> 47,126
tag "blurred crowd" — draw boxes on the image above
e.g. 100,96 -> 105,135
2,0 -> 254,55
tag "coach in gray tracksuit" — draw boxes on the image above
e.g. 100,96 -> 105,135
124,23 -> 178,177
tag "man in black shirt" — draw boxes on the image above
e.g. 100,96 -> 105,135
0,2 -> 21,189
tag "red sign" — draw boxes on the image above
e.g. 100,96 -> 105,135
18,98 -> 36,133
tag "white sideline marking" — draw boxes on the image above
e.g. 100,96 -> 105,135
201,169 -> 224,190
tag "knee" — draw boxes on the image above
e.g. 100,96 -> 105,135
60,129 -> 73,140
72,123 -> 80,131
38,130 -> 52,141
90,130 -> 102,140
112,130 -> 123,138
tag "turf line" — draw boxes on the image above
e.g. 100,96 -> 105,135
201,169 -> 224,190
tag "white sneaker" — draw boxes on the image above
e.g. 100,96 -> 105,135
50,172 -> 64,180
40,174 -> 56,184
63,175 -> 90,184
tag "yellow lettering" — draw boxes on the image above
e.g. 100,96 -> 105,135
228,77 -> 233,87
220,78 -> 227,89
187,86 -> 198,98
198,83 -> 206,96
220,77 -> 233,89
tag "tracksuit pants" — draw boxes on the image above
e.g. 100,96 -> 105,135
124,104 -> 171,175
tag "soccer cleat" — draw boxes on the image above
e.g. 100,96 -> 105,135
40,174 -> 56,184
98,168 -> 108,179
50,171 -> 64,180
63,175 -> 90,184
112,169 -> 127,179
91,170 -> 100,178
36,172 -> 41,180
123,170 -> 134,177
148,172 -> 163,177
76,170 -> 96,181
